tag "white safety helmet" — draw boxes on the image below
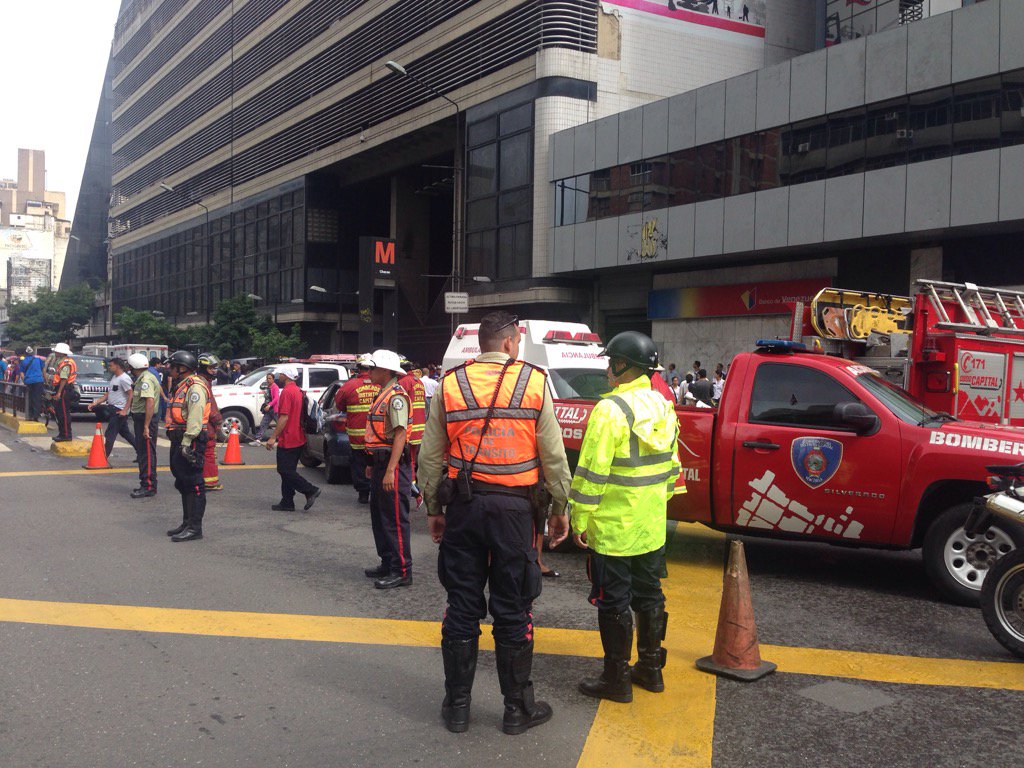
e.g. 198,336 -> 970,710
356,352 -> 374,369
369,349 -> 404,375
127,353 -> 150,370
24,346 -> 34,355
53,343 -> 72,356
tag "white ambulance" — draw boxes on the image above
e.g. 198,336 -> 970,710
442,320 -> 610,400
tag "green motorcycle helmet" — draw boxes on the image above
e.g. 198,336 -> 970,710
600,331 -> 659,376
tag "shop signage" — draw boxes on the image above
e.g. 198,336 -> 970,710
648,278 -> 831,320
360,236 -> 396,280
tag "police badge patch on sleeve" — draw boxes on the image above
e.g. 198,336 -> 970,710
392,399 -> 405,411
189,392 -> 201,403
141,382 -> 150,391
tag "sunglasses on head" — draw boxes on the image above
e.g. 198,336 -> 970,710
496,315 -> 519,333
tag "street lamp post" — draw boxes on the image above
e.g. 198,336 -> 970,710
160,182 -> 211,323
247,293 -> 278,325
385,60 -> 463,334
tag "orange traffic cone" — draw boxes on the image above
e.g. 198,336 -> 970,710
221,424 -> 245,466
695,540 -> 776,682
83,422 -> 111,470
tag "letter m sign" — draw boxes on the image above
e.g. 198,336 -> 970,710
375,240 -> 395,266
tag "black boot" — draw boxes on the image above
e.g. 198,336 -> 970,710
495,640 -> 553,735
166,495 -> 189,536
171,495 -> 204,541
441,637 -> 478,733
579,610 -> 634,703
631,609 -> 668,693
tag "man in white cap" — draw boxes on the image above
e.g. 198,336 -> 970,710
50,343 -> 77,442
265,365 -> 321,512
363,349 -> 413,589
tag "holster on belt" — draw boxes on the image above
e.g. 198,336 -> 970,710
529,482 -> 552,529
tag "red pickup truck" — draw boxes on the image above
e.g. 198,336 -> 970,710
556,340 -> 1024,605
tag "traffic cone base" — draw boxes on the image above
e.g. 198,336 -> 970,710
221,425 -> 245,466
696,539 -> 775,683
83,422 -> 111,470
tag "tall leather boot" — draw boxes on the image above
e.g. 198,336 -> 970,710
579,610 -> 633,703
495,640 -> 553,735
172,495 -> 204,541
166,494 -> 189,536
440,637 -> 478,733
631,608 -> 668,693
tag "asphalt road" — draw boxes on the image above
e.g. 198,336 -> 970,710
0,423 -> 1021,768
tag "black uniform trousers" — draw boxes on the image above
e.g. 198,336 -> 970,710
276,445 -> 318,507
586,547 -> 666,614
54,387 -> 73,439
438,492 -> 541,644
133,413 -> 158,491
26,382 -> 43,421
168,429 -> 207,531
103,408 -> 136,456
370,450 -> 412,577
349,445 -> 370,495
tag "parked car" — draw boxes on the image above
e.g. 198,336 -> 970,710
211,363 -> 349,440
300,379 -> 351,484
43,354 -> 109,415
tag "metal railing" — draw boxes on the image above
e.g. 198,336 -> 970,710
0,381 -> 27,419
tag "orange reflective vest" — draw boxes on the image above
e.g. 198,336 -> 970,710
53,356 -> 77,386
335,375 -> 380,448
398,373 -> 426,446
364,381 -> 411,453
442,360 -> 546,487
165,374 -> 211,428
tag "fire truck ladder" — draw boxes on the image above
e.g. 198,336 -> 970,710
917,279 -> 1024,336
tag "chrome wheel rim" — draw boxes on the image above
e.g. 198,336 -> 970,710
944,524 -> 1016,590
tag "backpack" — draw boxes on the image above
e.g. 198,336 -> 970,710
301,391 -> 324,434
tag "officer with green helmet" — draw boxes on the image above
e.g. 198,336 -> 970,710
566,331 -> 682,703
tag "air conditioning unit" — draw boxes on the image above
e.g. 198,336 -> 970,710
797,142 -> 811,154
896,128 -> 914,140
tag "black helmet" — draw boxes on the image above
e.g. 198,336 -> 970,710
168,350 -> 198,371
197,352 -> 220,371
601,331 -> 659,372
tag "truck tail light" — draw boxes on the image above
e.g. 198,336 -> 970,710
924,372 -> 951,393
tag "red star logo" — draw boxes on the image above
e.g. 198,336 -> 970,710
1014,382 -> 1024,403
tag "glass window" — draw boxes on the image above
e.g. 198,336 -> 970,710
499,133 -> 531,190
500,103 -> 532,136
694,143 -> 724,201
865,99 -> 907,170
827,109 -> 866,177
467,145 -> 497,198
497,222 -> 531,279
754,130 -> 784,191
783,119 -> 827,184
573,173 -> 591,223
856,372 -> 938,426
308,368 -> 340,388
548,368 -> 613,400
748,362 -> 862,430
907,87 -> 952,162
1002,70 -> 1024,147
467,198 -> 496,231
954,76 -> 1001,154
668,148 -> 697,205
468,117 -> 497,148
499,188 -> 532,225
466,230 -> 496,278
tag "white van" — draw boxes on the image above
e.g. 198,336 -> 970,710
442,320 -> 610,400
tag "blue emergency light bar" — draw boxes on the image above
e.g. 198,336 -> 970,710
755,339 -> 807,353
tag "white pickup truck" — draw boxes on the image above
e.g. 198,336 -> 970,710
212,363 -> 349,440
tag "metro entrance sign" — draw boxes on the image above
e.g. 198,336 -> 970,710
444,292 -> 469,314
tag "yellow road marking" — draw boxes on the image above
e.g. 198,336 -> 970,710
0,465 -> 278,478
576,524 -> 726,768
764,643 -> 1024,691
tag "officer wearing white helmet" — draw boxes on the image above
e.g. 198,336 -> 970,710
50,342 -> 76,442
128,353 -> 160,498
363,349 -> 414,589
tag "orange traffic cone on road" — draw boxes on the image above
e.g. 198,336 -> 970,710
83,422 -> 111,470
221,424 -> 245,466
696,540 -> 776,682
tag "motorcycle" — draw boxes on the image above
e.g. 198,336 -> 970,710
965,463 -> 1024,659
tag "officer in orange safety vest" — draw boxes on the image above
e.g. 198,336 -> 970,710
50,342 -> 77,442
334,353 -> 380,505
419,311 -> 571,736
163,350 -> 211,542
363,349 -> 413,589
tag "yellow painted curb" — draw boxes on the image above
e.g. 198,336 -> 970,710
0,413 -> 49,435
49,439 -> 91,457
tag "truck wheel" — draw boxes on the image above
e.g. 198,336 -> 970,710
220,409 -> 253,442
299,449 -> 322,468
326,458 -> 350,485
980,549 -> 1024,658
923,503 -> 1023,606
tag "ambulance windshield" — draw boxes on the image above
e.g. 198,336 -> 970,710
857,373 -> 940,426
548,368 -> 612,400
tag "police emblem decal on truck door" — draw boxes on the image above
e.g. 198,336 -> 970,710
791,437 -> 843,489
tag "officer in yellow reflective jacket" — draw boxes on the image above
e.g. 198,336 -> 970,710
567,331 -> 682,703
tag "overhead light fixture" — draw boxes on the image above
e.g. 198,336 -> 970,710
159,182 -> 175,193
309,285 -> 328,293
385,60 -> 407,76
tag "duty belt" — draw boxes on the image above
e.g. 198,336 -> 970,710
471,480 -> 531,499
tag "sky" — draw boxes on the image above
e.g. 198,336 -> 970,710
0,0 -> 123,223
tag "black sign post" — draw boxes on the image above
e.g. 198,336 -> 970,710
358,236 -> 397,351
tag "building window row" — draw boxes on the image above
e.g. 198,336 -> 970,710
554,70 -> 1024,227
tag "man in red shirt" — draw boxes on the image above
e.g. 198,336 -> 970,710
335,355 -> 380,504
265,366 -> 321,511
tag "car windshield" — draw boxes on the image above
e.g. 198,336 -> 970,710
857,372 -> 940,425
235,367 -> 277,387
548,368 -> 612,400
74,356 -> 108,377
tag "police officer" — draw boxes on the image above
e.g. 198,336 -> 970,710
569,332 -> 681,702
334,353 -> 379,504
363,349 -> 413,589
128,353 -> 160,498
164,350 -> 210,542
420,311 -> 571,735
197,353 -> 225,492
50,343 -> 77,442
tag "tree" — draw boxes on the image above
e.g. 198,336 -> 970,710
251,323 -> 307,360
114,307 -> 196,349
207,295 -> 261,358
6,285 -> 94,348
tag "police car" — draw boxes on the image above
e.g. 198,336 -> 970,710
211,362 -> 349,441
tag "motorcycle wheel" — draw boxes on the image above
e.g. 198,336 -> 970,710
980,548 -> 1024,659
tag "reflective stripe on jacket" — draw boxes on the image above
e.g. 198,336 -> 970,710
398,373 -> 426,446
569,375 -> 682,557
335,375 -> 381,448
364,382 -> 410,452
442,360 -> 546,487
